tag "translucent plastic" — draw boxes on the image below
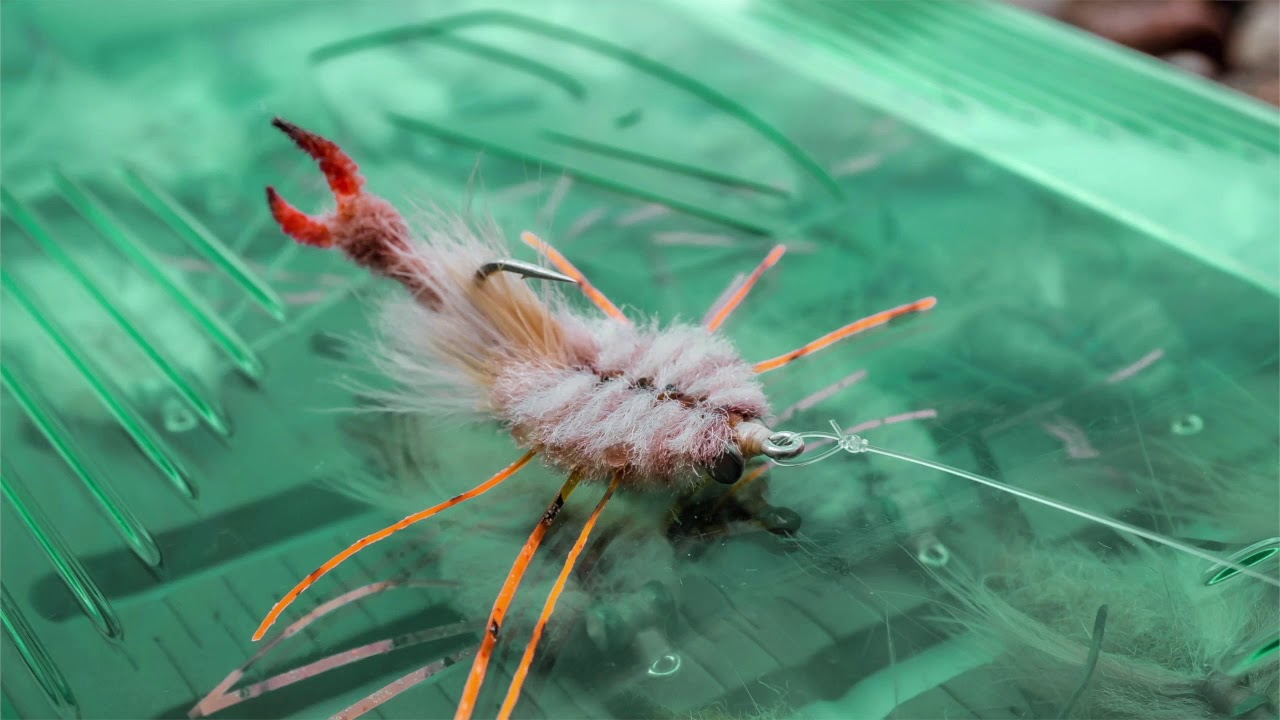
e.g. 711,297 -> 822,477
1,1 -> 1276,719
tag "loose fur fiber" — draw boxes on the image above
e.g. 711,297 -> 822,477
359,206 -> 771,490
933,540 -> 1279,719
326,411 -> 680,649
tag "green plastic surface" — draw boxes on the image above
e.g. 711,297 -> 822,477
1,1 -> 1276,718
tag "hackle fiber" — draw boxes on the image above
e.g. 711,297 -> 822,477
361,211 -> 771,488
266,116 -> 773,489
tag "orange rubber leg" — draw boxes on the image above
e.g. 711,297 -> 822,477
454,473 -> 583,720
705,244 -> 786,332
521,231 -> 628,323
497,474 -> 621,720
753,297 -> 937,374
252,450 -> 537,642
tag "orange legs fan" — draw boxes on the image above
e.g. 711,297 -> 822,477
497,474 -> 622,720
454,472 -> 583,720
251,118 -> 947,720
251,451 -> 537,641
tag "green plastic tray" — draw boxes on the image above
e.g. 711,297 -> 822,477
1,1 -> 1276,718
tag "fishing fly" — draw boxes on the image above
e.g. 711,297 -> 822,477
247,117 -> 931,719
244,118 -> 1277,720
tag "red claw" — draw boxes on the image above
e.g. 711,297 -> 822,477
264,117 -> 367,249
270,117 -> 364,198
266,187 -> 332,248
264,118 -> 434,305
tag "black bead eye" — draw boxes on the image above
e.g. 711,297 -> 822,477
705,444 -> 744,484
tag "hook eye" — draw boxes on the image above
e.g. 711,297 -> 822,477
762,431 -> 805,460
704,444 -> 744,484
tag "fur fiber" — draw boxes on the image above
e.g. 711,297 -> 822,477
934,540 -> 1278,719
270,118 -> 773,489
327,411 -> 680,651
359,207 -> 771,489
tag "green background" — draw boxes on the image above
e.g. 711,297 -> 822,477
1,1 -> 1276,718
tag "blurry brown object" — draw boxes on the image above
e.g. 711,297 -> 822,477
1163,49 -> 1217,78
1224,0 -> 1280,105
1224,73 -> 1280,106
1014,0 -> 1280,107
1249,76 -> 1280,105
1231,0 -> 1280,70
1061,0 -> 1230,64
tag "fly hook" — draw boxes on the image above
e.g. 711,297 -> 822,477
475,259 -> 578,285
